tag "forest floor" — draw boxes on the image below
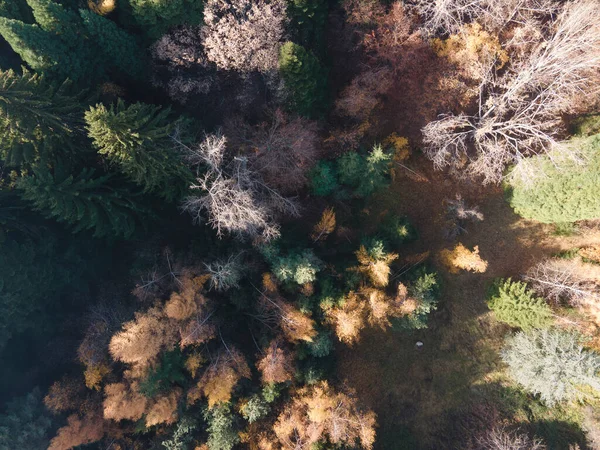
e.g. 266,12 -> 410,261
336,154 -> 600,449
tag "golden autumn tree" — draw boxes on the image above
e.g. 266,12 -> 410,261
324,292 -> 367,345
48,410 -> 104,450
273,381 -> 377,450
188,346 -> 251,407
145,389 -> 182,427
103,382 -> 148,422
311,207 -> 336,242
109,306 -> 178,368
257,340 -> 296,384
439,243 -> 488,273
352,241 -> 399,287
256,293 -> 317,343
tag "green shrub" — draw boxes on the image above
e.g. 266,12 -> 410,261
501,329 -> 600,406
572,114 -> 600,137
487,279 -> 553,330
337,145 -> 391,198
507,134 -> 600,223
279,41 -> 328,118
139,349 -> 186,397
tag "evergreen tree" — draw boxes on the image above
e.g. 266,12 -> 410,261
127,0 -> 204,40
79,9 -> 144,80
508,134 -> 600,223
204,404 -> 240,450
0,0 -> 31,21
288,0 -> 328,55
502,329 -> 600,406
0,69 -> 84,166
309,160 -> 338,196
279,41 -> 328,118
0,0 -> 99,81
0,388 -> 52,450
0,236 -> 80,349
487,278 -> 553,330
336,145 -> 391,197
17,164 -> 145,238
85,100 -> 193,201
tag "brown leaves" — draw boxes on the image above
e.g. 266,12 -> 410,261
273,381 -> 377,450
48,410 -> 104,450
103,382 -> 148,422
311,207 -> 336,243
257,294 -> 317,343
257,340 -> 296,384
145,390 -> 181,427
439,243 -> 488,274
353,245 -> 399,288
193,347 -> 251,407
109,306 -> 178,368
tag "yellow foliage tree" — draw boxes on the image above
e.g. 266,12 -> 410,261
257,340 -> 296,384
439,243 -> 488,274
273,381 -> 377,449
352,245 -> 398,288
311,207 -> 336,242
103,382 -> 148,422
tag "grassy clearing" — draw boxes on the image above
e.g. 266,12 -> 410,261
335,156 -> 600,449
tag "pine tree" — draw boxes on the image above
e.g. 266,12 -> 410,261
279,41 -> 328,118
17,164 -> 145,238
79,9 -> 144,80
487,278 -> 553,330
508,134 -> 600,223
0,0 -> 30,21
0,69 -> 84,166
85,100 -> 193,201
0,388 -> 52,450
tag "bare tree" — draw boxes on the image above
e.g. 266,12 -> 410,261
475,426 -> 546,450
202,0 -> 287,72
178,133 -> 299,241
151,26 -> 219,104
422,0 -> 600,184
204,253 -> 244,291
524,258 -> 600,305
226,110 -> 319,194
444,194 -> 484,239
411,0 -> 558,36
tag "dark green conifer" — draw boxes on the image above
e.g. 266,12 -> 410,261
85,100 -> 193,201
279,41 -> 327,118
17,163 -> 145,238
0,69 -> 84,166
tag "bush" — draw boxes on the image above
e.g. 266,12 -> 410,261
487,279 -> 553,330
507,134 -> 600,223
337,145 -> 391,198
279,41 -> 328,118
501,329 -> 600,406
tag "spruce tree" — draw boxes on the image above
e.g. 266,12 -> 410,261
279,41 -> 328,118
79,9 -> 144,80
487,278 -> 553,330
0,0 -> 98,81
85,100 -> 193,201
0,69 -> 85,166
502,329 -> 600,405
128,0 -> 204,40
17,164 -> 145,238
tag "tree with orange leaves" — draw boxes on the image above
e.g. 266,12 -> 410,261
189,346 -> 251,407
145,389 -> 182,427
109,306 -> 178,368
351,239 -> 398,288
439,243 -> 488,274
256,293 -> 317,343
257,340 -> 296,384
273,381 -> 376,449
48,409 -> 104,450
103,382 -> 148,422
